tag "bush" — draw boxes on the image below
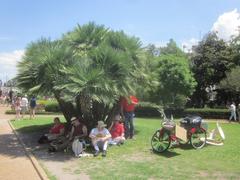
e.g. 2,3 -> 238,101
135,102 -> 230,119
45,101 -> 61,112
43,100 -> 230,120
5,110 -> 60,115
135,102 -> 161,117
184,108 -> 229,119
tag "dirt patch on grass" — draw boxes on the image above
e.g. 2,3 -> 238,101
122,152 -> 155,162
198,170 -> 240,179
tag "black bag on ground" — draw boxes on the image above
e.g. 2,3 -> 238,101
38,135 -> 49,144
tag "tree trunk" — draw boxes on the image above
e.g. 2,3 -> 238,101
54,92 -> 76,127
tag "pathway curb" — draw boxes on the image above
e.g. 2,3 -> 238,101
8,120 -> 49,180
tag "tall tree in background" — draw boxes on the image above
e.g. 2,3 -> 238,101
160,39 -> 186,57
150,55 -> 196,108
219,67 -> 240,95
190,32 -> 233,107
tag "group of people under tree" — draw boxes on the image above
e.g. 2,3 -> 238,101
38,96 -> 138,157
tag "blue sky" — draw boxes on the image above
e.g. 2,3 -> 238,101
0,0 -> 239,80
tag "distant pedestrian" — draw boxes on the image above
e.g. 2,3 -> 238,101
8,89 -> 13,104
15,97 -> 21,120
30,96 -> 37,119
20,95 -> 28,118
229,102 -> 236,122
237,103 -> 240,122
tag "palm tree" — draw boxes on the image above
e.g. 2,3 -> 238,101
16,22 -> 146,129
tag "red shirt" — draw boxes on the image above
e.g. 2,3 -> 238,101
50,124 -> 65,134
121,98 -> 135,112
110,122 -> 124,139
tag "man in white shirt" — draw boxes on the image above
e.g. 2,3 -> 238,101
229,102 -> 236,122
20,95 -> 29,118
89,121 -> 111,157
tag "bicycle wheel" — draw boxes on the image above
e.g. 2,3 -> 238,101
190,128 -> 206,149
151,129 -> 170,153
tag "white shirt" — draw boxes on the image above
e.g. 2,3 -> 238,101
90,128 -> 111,138
230,104 -> 236,112
21,97 -> 28,107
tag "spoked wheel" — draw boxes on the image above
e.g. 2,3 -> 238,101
151,129 -> 170,153
190,128 -> 206,149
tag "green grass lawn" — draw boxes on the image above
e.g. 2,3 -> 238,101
11,117 -> 240,180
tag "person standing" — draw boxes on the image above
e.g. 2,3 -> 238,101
229,102 -> 237,122
120,96 -> 138,139
30,96 -> 37,119
237,103 -> 240,122
15,97 -> 21,120
20,95 -> 28,118
8,89 -> 13,104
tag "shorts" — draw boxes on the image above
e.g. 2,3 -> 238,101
21,106 -> 28,113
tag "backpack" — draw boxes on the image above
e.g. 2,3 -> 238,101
72,139 -> 85,157
38,135 -> 49,144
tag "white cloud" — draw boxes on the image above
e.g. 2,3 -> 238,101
181,38 -> 199,52
0,50 -> 25,81
211,9 -> 240,41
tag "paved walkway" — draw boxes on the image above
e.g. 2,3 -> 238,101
0,106 -> 41,180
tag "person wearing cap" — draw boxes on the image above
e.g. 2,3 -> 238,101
108,114 -> 125,145
69,117 -> 88,141
89,121 -> 111,157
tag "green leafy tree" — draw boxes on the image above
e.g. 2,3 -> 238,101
219,67 -> 240,102
160,39 -> 186,57
151,55 -> 196,108
190,32 -> 233,107
16,22 -> 146,129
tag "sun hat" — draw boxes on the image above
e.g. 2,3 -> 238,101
97,121 -> 107,128
71,117 -> 77,123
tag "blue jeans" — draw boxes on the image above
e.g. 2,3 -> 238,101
229,111 -> 236,121
124,112 -> 134,138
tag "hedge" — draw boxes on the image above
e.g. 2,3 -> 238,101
5,110 -> 60,115
45,101 -> 61,112
44,101 -> 231,119
184,108 -> 229,119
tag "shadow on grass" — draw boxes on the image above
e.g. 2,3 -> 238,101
10,123 -> 76,162
151,149 -> 181,158
178,143 -> 193,150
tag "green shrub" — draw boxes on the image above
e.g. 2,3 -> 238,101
135,103 -> 230,119
45,101 -> 61,112
5,110 -> 60,115
135,102 -> 161,117
184,108 -> 229,119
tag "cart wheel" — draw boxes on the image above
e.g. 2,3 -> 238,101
151,129 -> 170,153
190,128 -> 206,149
